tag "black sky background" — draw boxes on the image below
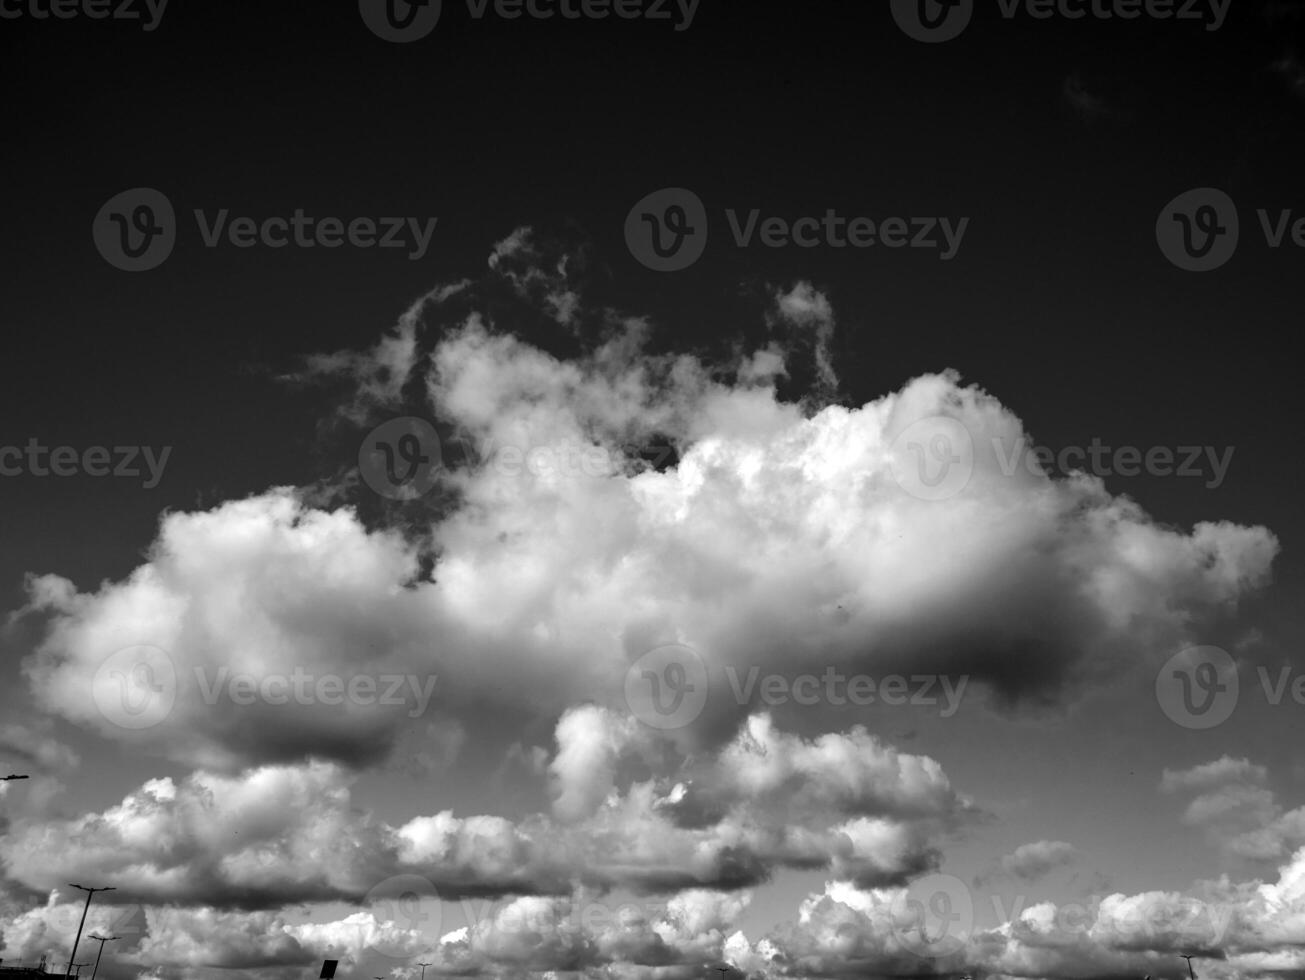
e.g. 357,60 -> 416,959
0,0 -> 1301,653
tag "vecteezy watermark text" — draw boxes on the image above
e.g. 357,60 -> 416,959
625,188 -> 969,272
194,666 -> 438,718
92,645 -> 440,730
725,666 -> 969,717
622,644 -> 970,729
1,439 -> 171,488
93,188 -> 439,271
992,437 -> 1234,489
889,417 -> 1236,503
888,872 -> 1236,960
0,0 -> 169,31
359,0 -> 699,42
891,0 -> 1228,44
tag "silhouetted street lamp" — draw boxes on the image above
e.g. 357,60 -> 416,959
65,884 -> 116,980
417,963 -> 432,980
1181,955 -> 1198,980
87,935 -> 118,980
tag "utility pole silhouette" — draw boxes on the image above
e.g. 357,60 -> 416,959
1181,955 -> 1198,980
65,884 -> 116,980
87,935 -> 118,980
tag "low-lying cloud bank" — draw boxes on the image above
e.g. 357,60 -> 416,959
0,712 -> 971,908
9,784 -> 1305,980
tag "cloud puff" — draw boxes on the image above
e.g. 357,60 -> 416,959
17,239 -> 1278,774
1000,840 -> 1080,882
1162,757 -> 1305,864
21,493 -> 429,771
1161,757 -> 1270,794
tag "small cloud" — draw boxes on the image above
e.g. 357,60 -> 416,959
1001,839 -> 1079,881
1160,757 -> 1268,794
1064,73 -> 1112,119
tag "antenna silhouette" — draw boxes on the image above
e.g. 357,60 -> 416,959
1180,955 -> 1198,980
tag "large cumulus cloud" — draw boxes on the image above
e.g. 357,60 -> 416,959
15,230 -> 1278,773
1,230 -> 1287,980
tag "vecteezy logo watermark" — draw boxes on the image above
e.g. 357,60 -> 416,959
359,417 -> 444,499
0,439 -> 172,488
621,187 -> 970,270
892,0 -> 1228,42
1156,646 -> 1239,729
93,188 -> 176,272
890,872 -> 974,958
94,189 -> 440,270
94,649 -> 440,731
890,0 -> 974,43
361,0 -> 699,40
625,188 -> 969,271
625,188 -> 709,272
1158,188 -> 1305,272
358,0 -> 443,42
889,417 -> 976,502
1156,188 -> 1240,272
1157,647 -> 1305,730
92,645 -> 178,730
889,419 -> 1237,501
624,643 -> 710,729
724,667 -> 969,717
970,888 -> 1235,949
0,0 -> 169,31
362,875 -> 443,958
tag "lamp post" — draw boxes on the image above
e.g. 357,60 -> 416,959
1181,955 -> 1197,980
65,884 -> 116,980
87,935 -> 118,980
417,963 -> 432,980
